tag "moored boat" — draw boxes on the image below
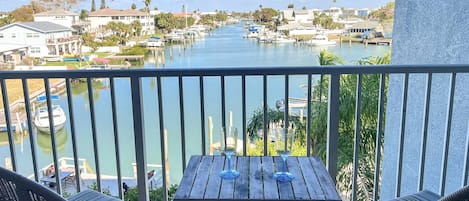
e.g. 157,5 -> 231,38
307,35 -> 337,46
147,36 -> 164,47
34,95 -> 66,133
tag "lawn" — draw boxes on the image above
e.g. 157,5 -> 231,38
0,79 -> 64,110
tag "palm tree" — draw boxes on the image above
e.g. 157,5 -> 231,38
318,49 -> 343,65
144,0 -> 151,13
100,0 -> 105,9
91,0 -> 96,11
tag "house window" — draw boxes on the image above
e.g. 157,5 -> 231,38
30,47 -> 41,54
11,33 -> 16,38
0,33 -> 3,38
33,33 -> 39,38
112,16 -> 118,20
26,33 -> 33,38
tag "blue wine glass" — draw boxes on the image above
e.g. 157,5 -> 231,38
274,126 -> 295,182
219,127 -> 239,179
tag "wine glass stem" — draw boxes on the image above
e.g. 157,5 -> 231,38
227,154 -> 232,171
282,157 -> 287,173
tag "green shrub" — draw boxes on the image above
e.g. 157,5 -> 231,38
119,46 -> 147,55
124,184 -> 178,201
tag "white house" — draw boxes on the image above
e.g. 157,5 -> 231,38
357,8 -> 371,17
33,9 -> 79,29
88,8 -> 154,35
0,12 -> 8,19
323,7 -> 343,22
0,22 -> 80,58
0,44 -> 29,65
282,9 -> 315,24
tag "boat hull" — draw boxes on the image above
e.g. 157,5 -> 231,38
34,105 -> 67,133
35,121 -> 66,133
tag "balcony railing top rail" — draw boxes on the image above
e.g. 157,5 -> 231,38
0,64 -> 469,79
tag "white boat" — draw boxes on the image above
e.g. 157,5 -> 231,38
165,30 -> 185,42
34,95 -> 66,133
272,36 -> 296,43
147,36 -> 164,47
244,25 -> 263,38
307,35 -> 337,46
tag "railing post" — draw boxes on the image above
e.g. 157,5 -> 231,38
130,77 -> 148,201
327,73 -> 340,182
1,79 -> 16,172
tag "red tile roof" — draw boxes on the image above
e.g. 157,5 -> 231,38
89,8 -> 148,16
172,13 -> 193,18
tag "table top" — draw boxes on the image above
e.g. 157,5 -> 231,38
174,155 -> 341,201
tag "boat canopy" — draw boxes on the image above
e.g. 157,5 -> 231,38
36,95 -> 60,102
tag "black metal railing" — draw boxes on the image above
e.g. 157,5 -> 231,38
0,65 -> 468,201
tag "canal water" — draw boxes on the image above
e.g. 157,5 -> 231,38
0,22 -> 390,191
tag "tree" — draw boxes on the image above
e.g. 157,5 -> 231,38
130,20 -> 142,36
287,4 -> 294,9
199,14 -> 215,27
154,13 -> 177,32
105,21 -> 132,45
214,12 -> 228,22
79,9 -> 88,20
0,14 -> 15,27
131,3 -> 137,9
143,0 -> 151,13
91,0 -> 96,11
100,0 -> 105,9
302,6 -> 307,10
318,49 -> 343,65
369,2 -> 395,23
81,32 -> 99,52
174,17 -> 195,29
313,13 -> 344,29
10,4 -> 46,22
253,8 -> 279,23
31,0 -> 83,9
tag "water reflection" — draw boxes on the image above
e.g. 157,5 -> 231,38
0,132 -> 27,146
36,129 -> 68,154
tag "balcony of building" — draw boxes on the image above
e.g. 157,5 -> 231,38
0,66 -> 467,201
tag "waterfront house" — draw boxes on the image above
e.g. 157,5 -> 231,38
33,9 -> 79,29
0,21 -> 80,58
282,9 -> 315,24
347,20 -> 383,38
0,44 -> 28,66
88,8 -> 154,36
357,8 -> 372,17
0,12 -> 8,19
323,7 -> 343,21
342,8 -> 358,17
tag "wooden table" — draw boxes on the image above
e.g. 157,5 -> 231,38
174,155 -> 341,201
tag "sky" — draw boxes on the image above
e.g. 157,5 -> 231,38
0,0 -> 393,12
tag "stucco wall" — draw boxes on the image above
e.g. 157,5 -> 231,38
382,0 -> 469,200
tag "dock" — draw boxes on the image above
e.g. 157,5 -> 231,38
364,38 -> 392,46
0,112 -> 28,133
0,80 -> 67,133
107,55 -> 144,61
106,55 -> 145,66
